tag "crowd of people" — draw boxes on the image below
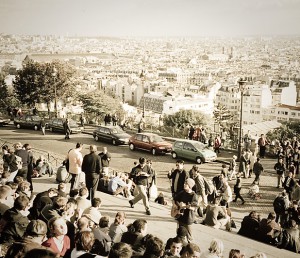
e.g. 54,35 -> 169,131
1,135 -> 300,257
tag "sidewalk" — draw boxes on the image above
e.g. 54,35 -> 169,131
31,174 -> 297,258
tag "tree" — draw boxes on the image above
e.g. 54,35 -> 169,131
213,103 -> 234,129
0,74 -> 9,109
77,90 -> 124,124
163,109 -> 212,129
12,59 -> 78,116
267,121 -> 300,143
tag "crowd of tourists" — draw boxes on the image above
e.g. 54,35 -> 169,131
1,136 -> 300,257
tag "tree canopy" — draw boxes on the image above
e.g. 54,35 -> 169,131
163,109 -> 212,129
77,90 -> 124,123
267,121 -> 300,142
12,60 -> 77,109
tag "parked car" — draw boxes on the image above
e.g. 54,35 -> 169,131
14,115 -> 42,130
171,139 -> 217,164
93,125 -> 131,145
48,118 -> 83,134
128,132 -> 172,155
0,113 -> 10,127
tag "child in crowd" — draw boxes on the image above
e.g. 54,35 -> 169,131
248,181 -> 261,200
155,192 -> 168,205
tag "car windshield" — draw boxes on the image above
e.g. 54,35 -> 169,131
149,135 -> 164,142
193,142 -> 206,150
111,127 -> 124,134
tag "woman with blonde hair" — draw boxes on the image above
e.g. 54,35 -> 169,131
109,211 -> 127,243
201,238 -> 224,258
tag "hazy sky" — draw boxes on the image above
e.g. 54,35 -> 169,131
1,0 -> 299,37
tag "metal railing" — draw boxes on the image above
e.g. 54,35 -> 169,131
0,138 -> 65,170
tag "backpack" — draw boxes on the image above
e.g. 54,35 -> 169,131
15,155 -> 23,170
56,165 -> 71,183
204,177 -> 214,195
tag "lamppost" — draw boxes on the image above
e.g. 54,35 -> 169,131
236,78 -> 248,161
52,67 -> 58,118
140,70 -> 146,118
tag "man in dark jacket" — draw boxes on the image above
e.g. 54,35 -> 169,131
129,157 -> 152,215
99,147 -> 112,176
283,171 -> 296,200
168,160 -> 189,197
63,118 -> 71,140
82,145 -> 102,200
274,157 -> 286,188
0,195 -> 30,244
238,211 -> 261,240
5,219 -> 49,257
273,190 -> 289,226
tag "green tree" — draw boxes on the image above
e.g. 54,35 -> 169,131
267,121 -> 300,142
213,103 -> 234,129
163,109 -> 212,129
78,90 -> 124,124
13,59 -> 78,116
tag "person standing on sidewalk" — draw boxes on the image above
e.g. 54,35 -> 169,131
168,160 -> 189,198
129,157 -> 152,215
253,158 -> 264,185
274,157 -> 286,188
67,143 -> 83,191
82,145 -> 102,200
63,118 -> 71,140
99,147 -> 112,177
233,173 -> 245,205
40,118 -> 46,135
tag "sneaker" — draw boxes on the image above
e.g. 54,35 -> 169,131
146,210 -> 151,215
129,200 -> 134,208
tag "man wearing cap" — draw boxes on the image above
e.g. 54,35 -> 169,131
173,178 -> 198,242
5,219 -> 49,257
129,157 -> 153,215
168,160 -> 189,198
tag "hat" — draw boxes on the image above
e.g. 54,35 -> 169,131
185,178 -> 195,189
26,220 -> 47,236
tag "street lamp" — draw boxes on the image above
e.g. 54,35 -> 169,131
140,70 -> 146,118
236,78 -> 248,161
52,67 -> 58,118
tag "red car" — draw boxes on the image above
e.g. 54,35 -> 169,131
128,132 -> 172,155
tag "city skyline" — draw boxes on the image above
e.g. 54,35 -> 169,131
0,0 -> 300,38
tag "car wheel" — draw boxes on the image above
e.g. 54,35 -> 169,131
196,157 -> 202,164
112,139 -> 117,145
129,143 -> 135,151
49,127 -> 53,132
95,136 -> 99,141
151,148 -> 156,155
34,125 -> 38,131
16,123 -> 21,129
172,152 -> 177,159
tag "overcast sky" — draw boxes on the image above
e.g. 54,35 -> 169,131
0,0 -> 299,37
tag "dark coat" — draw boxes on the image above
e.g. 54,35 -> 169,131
0,207 -> 30,244
82,152 -> 102,178
238,215 -> 260,240
168,169 -> 189,195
